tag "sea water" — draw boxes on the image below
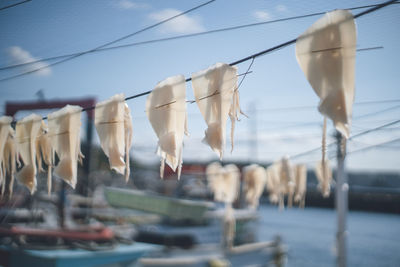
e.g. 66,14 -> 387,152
257,204 -> 400,266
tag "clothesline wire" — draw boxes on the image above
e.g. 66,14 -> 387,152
349,138 -> 400,150
25,0 -> 399,123
0,0 -> 216,82
129,0 -> 397,98
134,136 -> 400,175
290,118 -> 400,160
0,0 -> 31,11
40,71 -> 252,120
236,57 -> 255,92
308,136 -> 400,164
353,104 -> 400,120
344,137 -> 400,155
148,136 -> 400,175
0,1 -> 396,73
252,99 -> 400,113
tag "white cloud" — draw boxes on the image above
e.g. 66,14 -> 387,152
7,46 -> 51,76
276,5 -> 288,12
149,8 -> 205,34
253,10 -> 271,22
114,0 -> 149,10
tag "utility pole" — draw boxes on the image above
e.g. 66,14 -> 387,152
336,131 -> 348,267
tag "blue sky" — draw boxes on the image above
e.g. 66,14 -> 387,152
0,0 -> 399,172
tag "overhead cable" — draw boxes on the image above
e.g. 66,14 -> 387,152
10,0 -> 399,126
0,2 -> 395,73
290,118 -> 400,159
0,0 -> 31,11
0,0 -> 216,82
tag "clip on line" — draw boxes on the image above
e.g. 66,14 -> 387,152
21,0 -> 400,123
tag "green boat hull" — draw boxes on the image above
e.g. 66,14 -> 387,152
104,187 -> 213,221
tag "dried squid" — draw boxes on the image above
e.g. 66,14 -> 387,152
36,121 -> 53,195
315,159 -> 332,198
0,117 -> 16,196
293,164 -> 307,208
48,105 -> 83,189
296,10 -> 357,138
243,164 -> 267,209
206,162 -> 240,204
15,114 -> 42,194
192,63 -> 244,159
146,75 -> 188,179
95,94 -> 133,181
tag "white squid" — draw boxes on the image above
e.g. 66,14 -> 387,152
266,163 -> 282,206
296,10 -> 357,138
206,162 -> 240,204
47,105 -> 84,189
293,164 -> 307,208
191,63 -> 244,159
95,94 -> 133,182
265,157 -> 295,210
36,121 -> 53,195
242,164 -> 267,209
315,159 -> 333,198
146,75 -> 188,179
280,157 -> 295,208
0,117 -> 16,197
206,161 -> 224,201
3,127 -> 17,198
15,114 -> 42,194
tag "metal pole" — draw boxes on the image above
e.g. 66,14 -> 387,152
336,131 -> 348,267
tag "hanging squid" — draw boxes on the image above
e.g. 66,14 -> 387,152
146,75 -> 188,179
265,158 -> 295,210
95,94 -> 133,182
206,162 -> 239,248
242,164 -> 267,209
220,164 -> 240,204
293,164 -> 307,208
315,159 -> 333,197
15,114 -> 42,194
36,121 -> 53,195
265,163 -> 281,205
206,161 -> 224,201
280,156 -> 295,208
191,63 -> 244,159
0,116 -> 16,197
295,9 -> 357,139
3,127 -> 17,198
206,162 -> 240,204
47,105 -> 84,189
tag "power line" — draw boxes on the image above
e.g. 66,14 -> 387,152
0,0 -> 31,11
11,1 -> 398,125
290,118 -> 400,159
354,104 -> 400,120
252,99 -> 400,113
126,0 -> 396,102
0,0 -> 216,82
347,137 -> 400,155
350,139 -> 400,148
349,119 -> 400,140
356,46 -> 384,52
0,2 -> 394,73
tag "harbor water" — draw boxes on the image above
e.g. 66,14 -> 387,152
257,204 -> 400,266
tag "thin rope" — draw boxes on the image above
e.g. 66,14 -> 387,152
0,0 -> 216,82
8,1 -> 398,128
